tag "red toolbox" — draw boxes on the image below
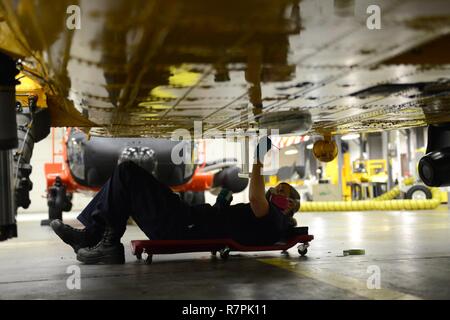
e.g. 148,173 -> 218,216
131,227 -> 314,264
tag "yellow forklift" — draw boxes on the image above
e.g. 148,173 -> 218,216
349,159 -> 388,200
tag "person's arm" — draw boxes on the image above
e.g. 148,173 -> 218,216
249,162 -> 270,218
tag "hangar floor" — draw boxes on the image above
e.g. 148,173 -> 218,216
1,208 -> 450,300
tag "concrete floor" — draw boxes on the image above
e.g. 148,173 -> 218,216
1,208 -> 450,300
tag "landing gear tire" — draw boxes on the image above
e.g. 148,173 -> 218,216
41,207 -> 63,226
405,185 -> 432,200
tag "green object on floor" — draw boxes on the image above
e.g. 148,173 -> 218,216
343,249 -> 365,256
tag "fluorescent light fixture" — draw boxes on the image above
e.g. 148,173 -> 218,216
306,143 -> 313,150
284,149 -> 298,156
341,133 -> 360,141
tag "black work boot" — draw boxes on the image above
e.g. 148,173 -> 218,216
50,219 -> 102,253
76,227 -> 125,265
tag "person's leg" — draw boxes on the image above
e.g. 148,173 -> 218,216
76,186 -> 108,228
91,161 -> 188,238
124,164 -> 193,240
71,161 -> 167,233
51,188 -> 107,253
76,161 -> 192,264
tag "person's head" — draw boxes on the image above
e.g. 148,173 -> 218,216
265,182 -> 301,217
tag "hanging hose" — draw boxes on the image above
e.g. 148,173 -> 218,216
300,177 -> 441,212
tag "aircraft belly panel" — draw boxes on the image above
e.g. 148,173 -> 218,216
0,0 -> 450,137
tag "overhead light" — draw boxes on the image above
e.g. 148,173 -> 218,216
306,143 -> 313,150
284,149 -> 298,156
342,133 -> 360,141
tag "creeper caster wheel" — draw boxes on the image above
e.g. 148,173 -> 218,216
219,247 -> 230,260
297,243 -> 309,256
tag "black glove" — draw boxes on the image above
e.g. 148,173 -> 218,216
254,136 -> 272,164
214,188 -> 233,209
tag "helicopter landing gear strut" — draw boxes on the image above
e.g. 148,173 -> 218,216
41,176 -> 73,226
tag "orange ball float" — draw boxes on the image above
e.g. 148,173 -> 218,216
313,138 -> 338,162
